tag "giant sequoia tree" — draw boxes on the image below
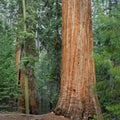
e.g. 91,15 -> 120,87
54,0 -> 103,119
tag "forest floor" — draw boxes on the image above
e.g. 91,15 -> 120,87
0,112 -> 69,120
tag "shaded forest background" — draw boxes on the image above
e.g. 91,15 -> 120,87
0,0 -> 120,119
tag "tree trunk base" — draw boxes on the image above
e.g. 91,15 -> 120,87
54,108 -> 95,120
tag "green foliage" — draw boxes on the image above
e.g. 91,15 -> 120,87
18,31 -> 35,42
106,104 -> 120,118
35,48 -> 61,113
93,1 -> 120,119
0,20 -> 20,111
34,0 -> 62,113
38,0 -> 62,50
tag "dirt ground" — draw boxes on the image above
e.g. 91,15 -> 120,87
0,112 -> 69,120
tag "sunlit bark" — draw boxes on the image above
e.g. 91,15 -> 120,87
15,42 -> 21,79
16,40 -> 26,113
54,0 -> 103,120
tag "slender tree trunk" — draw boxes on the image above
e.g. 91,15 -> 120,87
22,0 -> 30,114
54,0 -> 103,120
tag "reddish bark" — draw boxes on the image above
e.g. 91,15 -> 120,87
54,0 -> 103,120
19,70 -> 26,113
15,45 -> 21,77
15,43 -> 26,113
15,39 -> 38,114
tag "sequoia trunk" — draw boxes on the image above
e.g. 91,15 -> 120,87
54,0 -> 103,120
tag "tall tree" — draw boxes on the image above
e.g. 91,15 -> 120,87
16,0 -> 38,114
54,0 -> 103,119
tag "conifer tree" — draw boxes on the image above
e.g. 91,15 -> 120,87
54,0 -> 103,119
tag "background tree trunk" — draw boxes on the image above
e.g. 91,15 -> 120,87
16,0 -> 38,114
54,0 -> 103,120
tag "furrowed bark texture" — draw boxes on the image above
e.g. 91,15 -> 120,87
16,41 -> 26,113
54,0 -> 103,120
16,40 -> 38,114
